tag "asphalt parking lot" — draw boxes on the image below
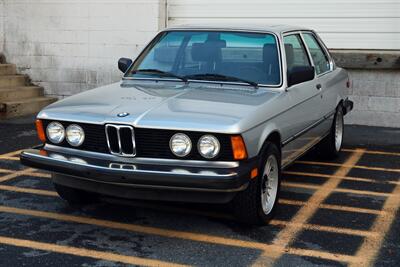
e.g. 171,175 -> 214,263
0,116 -> 399,266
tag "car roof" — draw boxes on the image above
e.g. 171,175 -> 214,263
165,23 -> 312,35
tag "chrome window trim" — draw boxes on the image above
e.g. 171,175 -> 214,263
105,124 -> 136,157
300,31 -> 334,78
282,31 -> 314,68
122,29 -> 284,89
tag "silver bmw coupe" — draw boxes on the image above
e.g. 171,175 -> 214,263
21,24 -> 353,225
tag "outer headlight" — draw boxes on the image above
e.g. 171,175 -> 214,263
66,124 -> 85,147
198,135 -> 220,159
46,122 -> 65,144
170,133 -> 192,157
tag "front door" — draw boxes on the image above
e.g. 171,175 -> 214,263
302,32 -> 337,134
280,33 -> 323,167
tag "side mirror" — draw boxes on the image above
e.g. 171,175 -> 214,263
287,66 -> 315,87
118,58 -> 133,73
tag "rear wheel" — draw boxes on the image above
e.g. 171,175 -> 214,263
53,175 -> 97,206
317,104 -> 344,159
231,142 -> 281,225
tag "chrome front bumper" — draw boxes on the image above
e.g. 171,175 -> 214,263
20,146 -> 256,203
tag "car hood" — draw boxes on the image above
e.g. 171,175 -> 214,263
38,81 -> 280,133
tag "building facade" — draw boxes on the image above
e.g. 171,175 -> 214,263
0,0 -> 399,126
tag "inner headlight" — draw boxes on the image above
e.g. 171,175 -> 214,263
170,133 -> 192,157
46,122 -> 65,144
198,135 -> 220,159
66,124 -> 85,147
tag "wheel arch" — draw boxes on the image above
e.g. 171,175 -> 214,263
258,129 -> 282,158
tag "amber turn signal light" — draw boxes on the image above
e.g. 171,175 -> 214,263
35,119 -> 46,143
231,135 -> 247,160
250,168 -> 258,179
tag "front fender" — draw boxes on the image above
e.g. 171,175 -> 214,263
242,122 -> 281,158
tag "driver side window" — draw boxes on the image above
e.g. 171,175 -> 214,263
283,34 -> 311,71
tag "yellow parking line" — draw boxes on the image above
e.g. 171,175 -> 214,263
114,199 -> 375,238
252,149 -> 365,265
0,168 -> 35,183
0,235 -> 186,267
283,171 -> 400,186
26,172 -> 52,178
280,199 -> 384,215
0,180 -> 382,219
281,181 -> 321,190
0,185 -> 58,196
342,148 -> 400,157
0,156 -> 19,161
296,160 -> 400,173
0,205 -> 360,263
319,203 -> 384,215
0,180 -> 380,247
334,188 -> 392,197
0,179 -> 371,240
0,181 -> 374,240
350,181 -> 400,266
283,181 -> 392,197
270,220 -> 377,237
0,149 -> 23,158
287,247 -> 358,263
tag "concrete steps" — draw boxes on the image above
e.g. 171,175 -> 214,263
0,86 -> 44,102
0,75 -> 28,87
0,97 -> 57,119
0,64 -> 17,75
0,62 -> 58,119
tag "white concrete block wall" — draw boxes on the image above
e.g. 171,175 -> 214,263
1,0 -> 165,96
345,70 -> 400,128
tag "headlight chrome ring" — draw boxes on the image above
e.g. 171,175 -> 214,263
198,135 -> 220,159
170,133 -> 192,157
46,122 -> 65,144
66,124 -> 85,147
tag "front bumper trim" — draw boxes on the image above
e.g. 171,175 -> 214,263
20,148 -> 254,194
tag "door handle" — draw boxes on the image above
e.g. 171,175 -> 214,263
316,84 -> 322,90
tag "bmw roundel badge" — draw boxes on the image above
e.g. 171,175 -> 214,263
117,112 -> 129,117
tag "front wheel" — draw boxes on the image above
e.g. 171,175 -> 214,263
231,142 -> 281,225
317,104 -> 344,159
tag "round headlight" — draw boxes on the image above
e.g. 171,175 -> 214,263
170,133 -> 192,157
66,124 -> 85,147
46,122 -> 65,144
198,135 -> 220,159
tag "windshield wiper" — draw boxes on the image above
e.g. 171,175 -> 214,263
184,73 -> 258,88
132,69 -> 187,83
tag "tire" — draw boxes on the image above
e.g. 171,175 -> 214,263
53,178 -> 96,206
230,141 -> 281,225
317,104 -> 344,159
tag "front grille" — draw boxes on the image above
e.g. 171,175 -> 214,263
105,124 -> 136,157
42,120 -> 234,161
135,128 -> 234,161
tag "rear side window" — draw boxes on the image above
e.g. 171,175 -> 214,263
283,34 -> 310,70
302,33 -> 331,75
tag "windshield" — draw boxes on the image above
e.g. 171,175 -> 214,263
126,31 -> 281,86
